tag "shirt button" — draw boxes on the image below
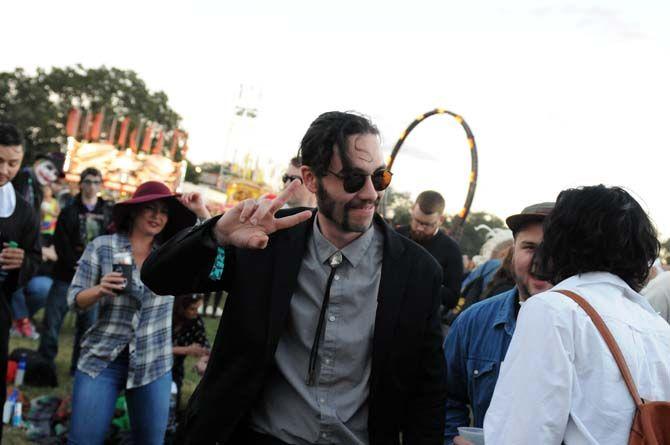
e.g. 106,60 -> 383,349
321,432 -> 328,438
328,315 -> 336,322
319,398 -> 325,404
324,358 -> 331,365
474,369 -> 479,375
334,275 -> 340,281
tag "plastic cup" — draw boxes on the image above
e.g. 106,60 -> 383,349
457,427 -> 485,445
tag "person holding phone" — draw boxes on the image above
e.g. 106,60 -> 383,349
66,181 -> 209,445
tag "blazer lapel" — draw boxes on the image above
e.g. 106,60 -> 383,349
265,210 -> 316,356
371,215 -> 409,393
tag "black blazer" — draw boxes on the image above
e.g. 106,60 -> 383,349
141,210 -> 447,445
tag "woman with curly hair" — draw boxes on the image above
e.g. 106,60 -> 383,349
484,185 -> 670,445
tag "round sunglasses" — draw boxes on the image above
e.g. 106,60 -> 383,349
282,174 -> 303,184
327,168 -> 393,193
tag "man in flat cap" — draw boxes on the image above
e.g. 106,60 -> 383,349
442,203 -> 554,445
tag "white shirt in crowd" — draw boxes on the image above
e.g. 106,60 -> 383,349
641,271 -> 670,324
484,272 -> 670,445
0,181 -> 16,217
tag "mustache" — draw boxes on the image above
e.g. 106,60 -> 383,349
345,196 -> 380,210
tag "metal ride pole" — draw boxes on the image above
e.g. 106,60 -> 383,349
385,108 -> 478,240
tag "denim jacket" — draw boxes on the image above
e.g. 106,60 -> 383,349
443,288 -> 518,444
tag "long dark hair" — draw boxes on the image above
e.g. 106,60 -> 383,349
173,294 -> 204,330
114,200 -> 170,244
533,185 -> 659,291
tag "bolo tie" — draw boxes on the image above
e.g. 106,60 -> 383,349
307,250 -> 343,386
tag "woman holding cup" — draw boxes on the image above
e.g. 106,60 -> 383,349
66,181 -> 210,445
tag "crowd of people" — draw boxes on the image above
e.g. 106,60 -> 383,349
1,112 -> 670,445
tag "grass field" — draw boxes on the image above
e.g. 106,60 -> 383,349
3,310 -> 221,444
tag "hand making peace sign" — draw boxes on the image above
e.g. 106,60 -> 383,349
213,179 -> 313,249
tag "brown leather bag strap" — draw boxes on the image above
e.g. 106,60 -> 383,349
556,289 -> 644,407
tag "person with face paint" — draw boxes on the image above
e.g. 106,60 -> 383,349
12,153 -> 62,215
142,111 -> 447,445
0,123 -> 42,443
442,202 -> 553,445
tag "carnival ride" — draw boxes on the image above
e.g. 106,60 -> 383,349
386,108 -> 478,239
60,107 -> 272,210
62,108 -> 188,196
60,106 -> 478,222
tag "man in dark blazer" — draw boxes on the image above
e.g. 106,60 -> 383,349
142,111 -> 447,445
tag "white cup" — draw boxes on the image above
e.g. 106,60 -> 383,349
457,427 -> 485,445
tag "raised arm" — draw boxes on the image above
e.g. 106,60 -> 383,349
141,179 -> 311,296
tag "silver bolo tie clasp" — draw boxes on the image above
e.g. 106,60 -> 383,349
329,251 -> 343,268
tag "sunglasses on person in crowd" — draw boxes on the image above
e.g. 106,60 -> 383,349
81,179 -> 102,185
282,174 -> 303,184
327,168 -> 393,193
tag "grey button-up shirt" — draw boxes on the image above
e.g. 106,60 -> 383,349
250,217 -> 383,444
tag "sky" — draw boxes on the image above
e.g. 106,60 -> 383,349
3,0 -> 670,236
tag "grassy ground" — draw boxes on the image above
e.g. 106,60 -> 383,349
3,310 -> 221,444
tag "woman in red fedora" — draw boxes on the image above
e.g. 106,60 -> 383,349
66,181 -> 210,445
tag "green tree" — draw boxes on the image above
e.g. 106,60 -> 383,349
0,65 -> 182,162
383,188 -> 413,227
661,237 -> 670,263
447,211 -> 506,257
382,188 -> 505,257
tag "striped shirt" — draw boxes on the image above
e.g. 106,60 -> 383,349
68,233 -> 174,389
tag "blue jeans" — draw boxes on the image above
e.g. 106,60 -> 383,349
68,354 -> 172,445
11,275 -> 52,319
37,279 -> 98,373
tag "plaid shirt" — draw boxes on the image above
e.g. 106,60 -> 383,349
68,233 -> 174,389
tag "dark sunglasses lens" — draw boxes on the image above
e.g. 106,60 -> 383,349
283,174 -> 302,184
372,170 -> 392,191
343,175 -> 366,193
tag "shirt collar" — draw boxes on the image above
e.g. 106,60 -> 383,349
556,271 -> 659,316
312,215 -> 377,268
114,232 -> 160,253
0,181 -> 16,218
493,287 -> 519,334
115,233 -> 132,250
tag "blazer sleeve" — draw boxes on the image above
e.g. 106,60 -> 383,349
404,263 -> 448,444
141,215 -> 235,296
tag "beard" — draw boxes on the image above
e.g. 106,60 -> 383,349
316,180 -> 379,233
409,228 -> 434,244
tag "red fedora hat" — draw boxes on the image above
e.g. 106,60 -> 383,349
112,181 -> 196,241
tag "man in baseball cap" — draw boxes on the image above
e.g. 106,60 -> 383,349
443,202 -> 554,445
